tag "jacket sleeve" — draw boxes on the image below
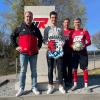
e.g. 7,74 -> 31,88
10,27 -> 20,48
43,27 -> 49,44
60,29 -> 65,43
36,27 -> 43,49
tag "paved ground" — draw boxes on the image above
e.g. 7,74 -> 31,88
0,74 -> 100,97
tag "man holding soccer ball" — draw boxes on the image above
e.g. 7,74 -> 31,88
69,18 -> 91,92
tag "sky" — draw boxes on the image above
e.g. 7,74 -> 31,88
82,0 -> 100,36
0,0 -> 10,23
0,0 -> 100,50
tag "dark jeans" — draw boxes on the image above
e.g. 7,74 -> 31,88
63,53 -> 73,85
47,54 -> 63,85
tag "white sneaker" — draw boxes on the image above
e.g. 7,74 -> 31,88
59,85 -> 66,94
16,88 -> 24,97
32,87 -> 40,95
47,85 -> 54,94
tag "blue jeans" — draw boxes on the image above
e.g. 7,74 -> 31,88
19,54 -> 37,90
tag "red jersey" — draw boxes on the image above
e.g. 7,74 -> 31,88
71,28 -> 91,47
63,29 -> 73,47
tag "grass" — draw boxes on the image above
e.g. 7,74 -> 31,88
0,57 -> 100,76
0,58 -> 16,76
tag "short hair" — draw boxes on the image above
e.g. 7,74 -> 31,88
50,11 -> 57,18
24,11 -> 33,16
63,18 -> 70,22
73,17 -> 81,23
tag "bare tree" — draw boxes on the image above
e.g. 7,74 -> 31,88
39,0 -> 87,27
92,32 -> 100,49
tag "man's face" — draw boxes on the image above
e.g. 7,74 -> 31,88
63,20 -> 70,28
74,19 -> 81,28
24,12 -> 33,25
50,15 -> 57,25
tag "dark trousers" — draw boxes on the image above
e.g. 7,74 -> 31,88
63,53 -> 73,84
47,55 -> 63,85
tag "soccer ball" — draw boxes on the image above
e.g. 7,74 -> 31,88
72,41 -> 83,51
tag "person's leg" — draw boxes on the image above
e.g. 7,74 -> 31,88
67,54 -> 73,85
83,69 -> 88,87
73,69 -> 78,87
56,57 -> 66,94
68,52 -> 79,92
19,54 -> 28,90
29,54 -> 40,95
46,53 -> 55,94
29,55 -> 38,89
62,55 -> 68,86
16,54 -> 28,96
72,52 -> 79,87
80,51 -> 91,92
78,49 -> 91,92
47,55 -> 54,85
56,57 -> 63,85
67,65 -> 73,84
79,50 -> 88,88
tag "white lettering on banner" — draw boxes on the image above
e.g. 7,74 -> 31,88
73,35 -> 83,42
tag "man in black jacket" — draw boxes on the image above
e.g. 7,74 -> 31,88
11,11 -> 43,96
62,18 -> 73,87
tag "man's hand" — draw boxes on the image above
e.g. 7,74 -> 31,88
16,47 -> 21,52
81,44 -> 86,50
38,48 -> 40,50
48,40 -> 56,51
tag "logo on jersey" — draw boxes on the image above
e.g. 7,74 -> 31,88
73,35 -> 83,42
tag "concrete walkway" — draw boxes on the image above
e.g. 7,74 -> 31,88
0,74 -> 100,97
0,93 -> 100,100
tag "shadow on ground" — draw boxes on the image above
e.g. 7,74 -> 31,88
74,74 -> 100,90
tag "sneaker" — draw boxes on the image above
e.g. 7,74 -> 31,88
32,87 -> 40,95
47,85 -> 54,94
59,85 -> 66,94
68,85 -> 77,92
81,87 -> 91,93
16,88 -> 24,97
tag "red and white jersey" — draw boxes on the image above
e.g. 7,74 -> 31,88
71,28 -> 91,47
